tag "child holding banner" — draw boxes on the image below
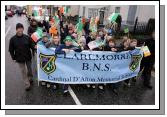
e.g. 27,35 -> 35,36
55,36 -> 82,95
104,38 -> 121,95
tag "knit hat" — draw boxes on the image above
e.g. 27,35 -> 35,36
16,23 -> 24,30
63,36 -> 73,42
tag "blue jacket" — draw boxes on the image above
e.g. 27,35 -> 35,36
55,44 -> 82,54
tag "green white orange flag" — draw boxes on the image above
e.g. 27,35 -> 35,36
76,17 -> 83,33
53,15 -> 60,25
31,28 -> 43,43
108,13 -> 120,22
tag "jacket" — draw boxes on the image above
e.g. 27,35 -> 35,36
9,34 -> 35,63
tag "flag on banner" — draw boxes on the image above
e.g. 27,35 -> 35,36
89,17 -> 97,32
88,40 -> 104,50
33,10 -> 38,16
124,27 -> 129,33
39,9 -> 43,16
63,6 -> 69,14
142,46 -> 151,57
31,28 -> 43,42
72,40 -> 80,47
95,16 -> 99,24
76,17 -> 83,33
60,7 -> 64,14
53,15 -> 60,25
108,13 -> 120,22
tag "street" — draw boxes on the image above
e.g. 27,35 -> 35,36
5,15 -> 155,105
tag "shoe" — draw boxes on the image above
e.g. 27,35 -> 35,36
144,84 -> 153,90
53,84 -> 57,90
112,89 -> 118,95
98,86 -> 104,90
25,86 -> 31,91
92,85 -> 96,89
128,83 -> 131,87
123,82 -> 131,88
63,90 -> 69,96
29,79 -> 33,84
132,78 -> 136,82
41,81 -> 46,86
86,84 -> 90,88
46,83 -> 51,88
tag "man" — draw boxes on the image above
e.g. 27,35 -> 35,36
9,23 -> 36,91
140,31 -> 155,89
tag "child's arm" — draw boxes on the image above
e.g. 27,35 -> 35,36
55,45 -> 65,54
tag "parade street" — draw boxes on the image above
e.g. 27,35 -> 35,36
5,15 -> 155,105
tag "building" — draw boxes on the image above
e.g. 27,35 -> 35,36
79,5 -> 155,25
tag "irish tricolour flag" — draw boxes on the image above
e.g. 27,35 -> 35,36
31,28 -> 43,43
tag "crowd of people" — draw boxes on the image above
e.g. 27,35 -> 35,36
8,13 -> 155,96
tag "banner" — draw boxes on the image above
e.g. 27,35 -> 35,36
37,44 -> 143,84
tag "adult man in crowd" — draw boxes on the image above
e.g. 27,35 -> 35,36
9,23 -> 36,91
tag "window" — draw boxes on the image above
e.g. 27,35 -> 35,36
88,8 -> 98,17
115,7 -> 120,13
83,7 -> 85,16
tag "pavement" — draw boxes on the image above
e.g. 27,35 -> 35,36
5,15 -> 155,105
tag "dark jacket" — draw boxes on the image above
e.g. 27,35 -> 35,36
45,41 -> 59,48
55,44 -> 82,54
9,34 -> 35,63
139,38 -> 155,66
27,25 -> 37,36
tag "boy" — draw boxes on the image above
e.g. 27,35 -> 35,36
45,34 -> 60,48
104,38 -> 120,95
55,36 -> 82,95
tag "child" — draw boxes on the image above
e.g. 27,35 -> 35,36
55,36 -> 82,95
104,38 -> 120,95
43,34 -> 61,89
45,34 -> 60,48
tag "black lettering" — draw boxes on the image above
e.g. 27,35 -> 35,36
104,64 -> 110,71
93,63 -> 101,71
82,63 -> 89,70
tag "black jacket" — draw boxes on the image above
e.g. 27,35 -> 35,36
9,34 -> 35,63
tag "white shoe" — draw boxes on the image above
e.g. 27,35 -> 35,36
41,81 -> 46,86
128,83 -> 131,87
53,85 -> 57,89
86,84 -> 90,88
98,86 -> 104,90
64,90 -> 68,93
92,85 -> 96,89
46,83 -> 51,88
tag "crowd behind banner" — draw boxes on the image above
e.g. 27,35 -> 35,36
26,9 -> 155,95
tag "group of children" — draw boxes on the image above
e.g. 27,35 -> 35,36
37,28 -> 140,95
28,17 -> 154,95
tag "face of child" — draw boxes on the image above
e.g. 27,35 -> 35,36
52,36 -> 60,45
123,41 -> 129,48
65,40 -> 72,46
43,37 -> 49,43
109,41 -> 115,47
130,41 -> 137,47
69,29 -> 73,34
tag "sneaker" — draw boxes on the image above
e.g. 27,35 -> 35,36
98,85 -> 104,90
29,79 -> 33,84
112,89 -> 118,95
144,84 -> 153,90
46,83 -> 51,88
92,85 -> 96,89
86,84 -> 90,88
63,90 -> 69,96
53,84 -> 57,89
25,86 -> 31,91
41,81 -> 46,86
